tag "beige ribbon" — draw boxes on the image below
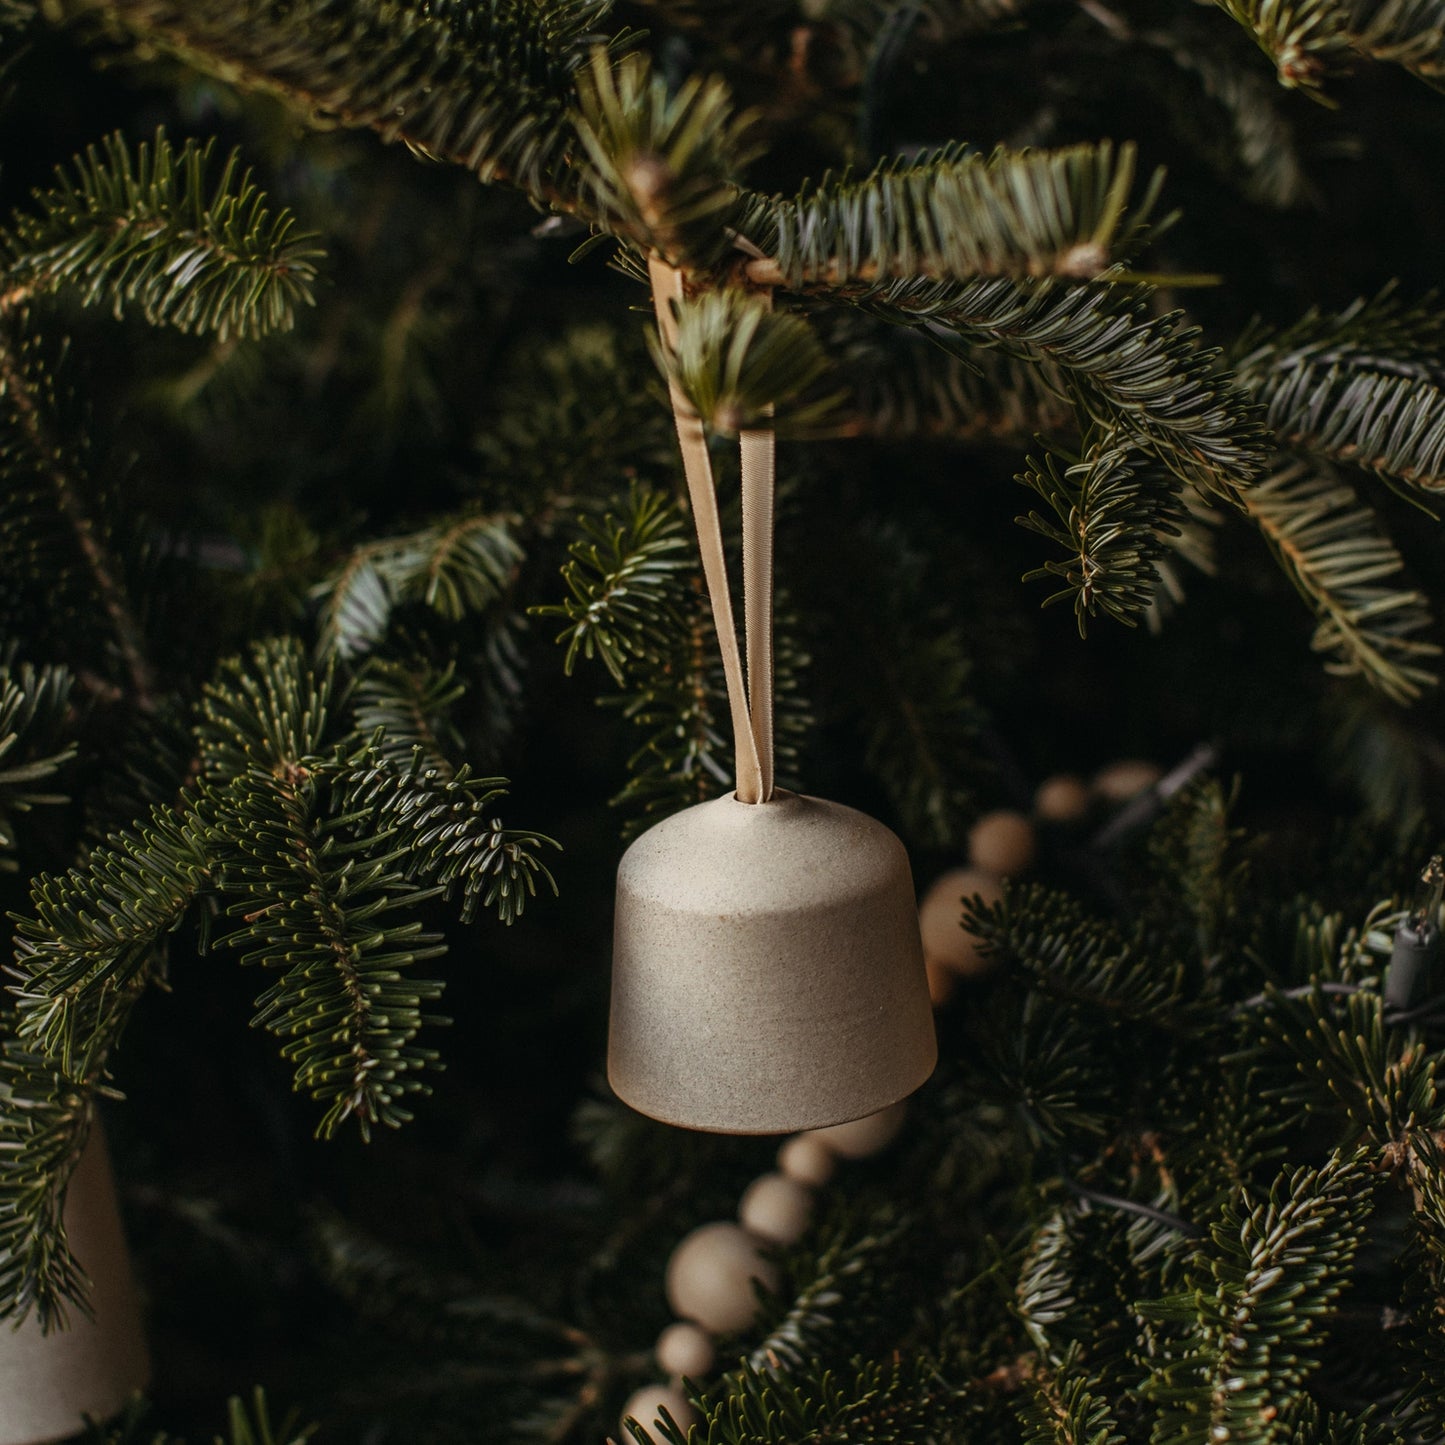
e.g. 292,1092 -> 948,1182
648,258 -> 776,805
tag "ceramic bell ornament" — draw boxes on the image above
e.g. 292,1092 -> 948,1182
0,1126 -> 151,1445
608,262 -> 937,1134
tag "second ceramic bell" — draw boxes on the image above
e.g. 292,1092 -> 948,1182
609,789 -> 937,1133
0,1127 -> 151,1445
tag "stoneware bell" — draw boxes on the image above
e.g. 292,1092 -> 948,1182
0,1127 -> 150,1445
609,789 -> 937,1133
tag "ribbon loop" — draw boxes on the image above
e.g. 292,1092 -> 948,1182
649,258 -> 776,804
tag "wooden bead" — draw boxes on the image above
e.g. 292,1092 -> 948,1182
967,810 -> 1036,877
655,1321 -> 715,1379
777,1134 -> 835,1189
620,1382 -> 697,1441
1034,774 -> 1091,824
926,956 -> 956,1006
665,1222 -> 778,1334
739,1172 -> 814,1246
807,1100 -> 907,1160
918,868 -> 1003,975
1093,759 -> 1162,803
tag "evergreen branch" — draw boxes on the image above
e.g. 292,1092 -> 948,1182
1243,462 -> 1440,703
1351,0 -> 1445,87
535,484 -> 692,685
655,289 -> 844,437
10,801 -> 211,1064
742,1220 -> 908,1375
473,324 -> 674,501
0,1048 -> 100,1326
843,278 -> 1267,497
860,621 -> 984,850
342,754 -> 559,925
1138,18 -> 1314,209
0,335 -> 155,706
314,512 -> 522,662
1212,0 -> 1445,98
1016,438 -> 1188,634
1,130 -> 321,339
737,141 -> 1161,288
573,50 -> 755,266
0,659 -> 77,864
968,882 -> 1186,1021
351,659 -> 466,776
644,1356 -> 960,1445
198,639 -> 337,780
1,802 -> 208,1324
1209,0 -> 1358,99
211,766 -> 447,1141
830,318 -> 1076,442
1251,988 -> 1442,1149
1020,1348 -> 1125,1445
50,0 -> 631,214
1232,289 -> 1445,485
1142,1151 -> 1375,1445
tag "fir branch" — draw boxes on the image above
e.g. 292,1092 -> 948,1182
0,1048 -> 99,1326
655,289 -> 844,437
1,801 -> 209,1324
848,278 -> 1266,497
649,1356 -> 961,1445
50,0 -> 631,213
211,765 -> 448,1141
1,130 -> 321,339
536,484 -> 692,685
968,882 -> 1186,1021
738,141 -> 1160,289
1016,438 -> 1188,634
0,335 -> 155,706
0,659 -> 77,864
1214,0 -> 1445,96
1251,988 -> 1442,1149
198,639 -> 337,780
1020,1348 -> 1125,1445
10,801 -> 212,1064
1133,15 -> 1314,209
1142,1151 -> 1375,1445
830,318 -> 1076,442
314,512 -> 523,662
343,754 -> 559,925
1209,0 -> 1358,99
1243,462 -> 1440,704
573,49 -> 755,266
351,659 -> 466,776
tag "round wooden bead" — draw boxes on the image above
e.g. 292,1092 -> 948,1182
655,1321 -> 715,1379
1093,759 -> 1162,803
926,956 -> 956,1007
665,1222 -> 779,1334
777,1134 -> 835,1189
1034,774 -> 1092,824
807,1100 -> 907,1160
967,810 -> 1036,877
918,867 -> 1003,975
620,1382 -> 697,1441
739,1172 -> 814,1247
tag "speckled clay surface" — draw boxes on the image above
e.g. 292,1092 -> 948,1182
0,1129 -> 151,1445
608,790 -> 937,1133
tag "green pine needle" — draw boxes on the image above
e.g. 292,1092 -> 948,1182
3,130 -> 321,339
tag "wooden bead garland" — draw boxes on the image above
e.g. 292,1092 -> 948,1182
918,757 -> 1164,995
619,1099 -> 910,1441
620,757 -> 1169,1441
